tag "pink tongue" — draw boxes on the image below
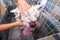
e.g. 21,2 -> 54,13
23,27 -> 30,36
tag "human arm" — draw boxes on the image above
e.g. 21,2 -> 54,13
0,21 -> 24,31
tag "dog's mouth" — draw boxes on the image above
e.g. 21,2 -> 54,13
29,21 -> 36,28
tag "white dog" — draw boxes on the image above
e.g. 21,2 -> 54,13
10,0 -> 47,36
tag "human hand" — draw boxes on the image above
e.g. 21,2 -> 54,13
15,20 -> 25,26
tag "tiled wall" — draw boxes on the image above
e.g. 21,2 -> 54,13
37,0 -> 60,38
44,0 -> 60,21
40,0 -> 60,38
